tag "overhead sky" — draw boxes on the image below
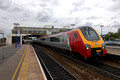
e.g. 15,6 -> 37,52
0,0 -> 120,37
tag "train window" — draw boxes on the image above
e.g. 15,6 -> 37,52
50,37 -> 55,42
56,37 -> 61,42
74,33 -> 78,39
80,27 -> 100,41
41,38 -> 46,41
62,38 -> 64,42
50,37 -> 61,42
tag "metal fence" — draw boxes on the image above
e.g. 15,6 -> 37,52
105,41 -> 120,45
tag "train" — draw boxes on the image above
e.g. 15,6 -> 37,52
34,26 -> 107,59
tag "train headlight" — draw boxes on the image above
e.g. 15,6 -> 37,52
102,43 -> 105,49
85,44 -> 91,50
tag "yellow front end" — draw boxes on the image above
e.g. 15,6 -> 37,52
77,29 -> 106,58
77,29 -> 104,48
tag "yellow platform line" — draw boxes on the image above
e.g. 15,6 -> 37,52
17,45 -> 30,80
11,46 -> 27,80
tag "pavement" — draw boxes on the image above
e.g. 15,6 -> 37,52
0,44 -> 46,80
106,45 -> 120,49
0,44 -> 119,80
0,45 -> 21,63
0,45 -> 23,80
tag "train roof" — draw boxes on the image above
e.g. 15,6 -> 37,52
38,32 -> 65,39
38,26 -> 94,39
76,26 -> 93,29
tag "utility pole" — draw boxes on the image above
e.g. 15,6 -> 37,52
71,24 -> 75,29
20,28 -> 23,45
109,29 -> 111,40
14,23 -> 19,48
100,25 -> 104,38
2,30 -> 4,58
0,29 -> 4,58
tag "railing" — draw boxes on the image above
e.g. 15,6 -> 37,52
105,41 -> 120,45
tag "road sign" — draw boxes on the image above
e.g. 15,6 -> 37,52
20,28 -> 23,34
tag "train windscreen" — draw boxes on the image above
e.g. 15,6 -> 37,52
80,27 -> 100,41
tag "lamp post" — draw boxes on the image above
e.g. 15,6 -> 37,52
20,28 -> 23,45
2,31 -> 4,58
71,24 -> 75,29
100,25 -> 104,38
0,30 -> 4,58
14,23 -> 19,48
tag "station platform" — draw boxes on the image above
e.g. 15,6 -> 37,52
106,46 -> 120,56
0,44 -> 46,80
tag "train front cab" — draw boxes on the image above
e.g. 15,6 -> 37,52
78,27 -> 107,58
67,27 -> 107,59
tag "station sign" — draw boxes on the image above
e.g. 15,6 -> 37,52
0,30 -> 4,34
20,28 -> 23,34
71,24 -> 75,28
71,24 -> 75,26
100,25 -> 104,27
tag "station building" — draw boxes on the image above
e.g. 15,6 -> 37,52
6,25 -> 71,45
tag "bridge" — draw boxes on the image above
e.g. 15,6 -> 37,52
6,26 -> 70,45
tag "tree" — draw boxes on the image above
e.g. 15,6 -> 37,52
118,28 -> 120,33
0,38 -> 6,42
117,28 -> 120,36
105,28 -> 120,40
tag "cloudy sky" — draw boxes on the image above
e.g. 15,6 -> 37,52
0,0 -> 120,37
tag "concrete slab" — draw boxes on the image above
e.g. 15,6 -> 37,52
106,46 -> 120,55
17,45 -> 46,80
0,45 -> 25,80
0,44 -> 21,61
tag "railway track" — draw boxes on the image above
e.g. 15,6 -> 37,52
60,54 -> 120,80
102,53 -> 120,62
34,44 -> 120,80
85,60 -> 120,79
32,45 -> 77,80
61,53 -> 120,80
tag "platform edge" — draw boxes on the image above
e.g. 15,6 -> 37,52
31,45 -> 47,80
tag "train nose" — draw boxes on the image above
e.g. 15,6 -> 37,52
91,48 -> 103,58
97,52 -> 102,56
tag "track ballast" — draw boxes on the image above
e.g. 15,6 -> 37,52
32,45 -> 77,80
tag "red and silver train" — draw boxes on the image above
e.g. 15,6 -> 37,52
34,26 -> 107,59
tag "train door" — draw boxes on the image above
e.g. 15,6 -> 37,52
71,32 -> 79,51
70,32 -> 74,50
62,33 -> 68,50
